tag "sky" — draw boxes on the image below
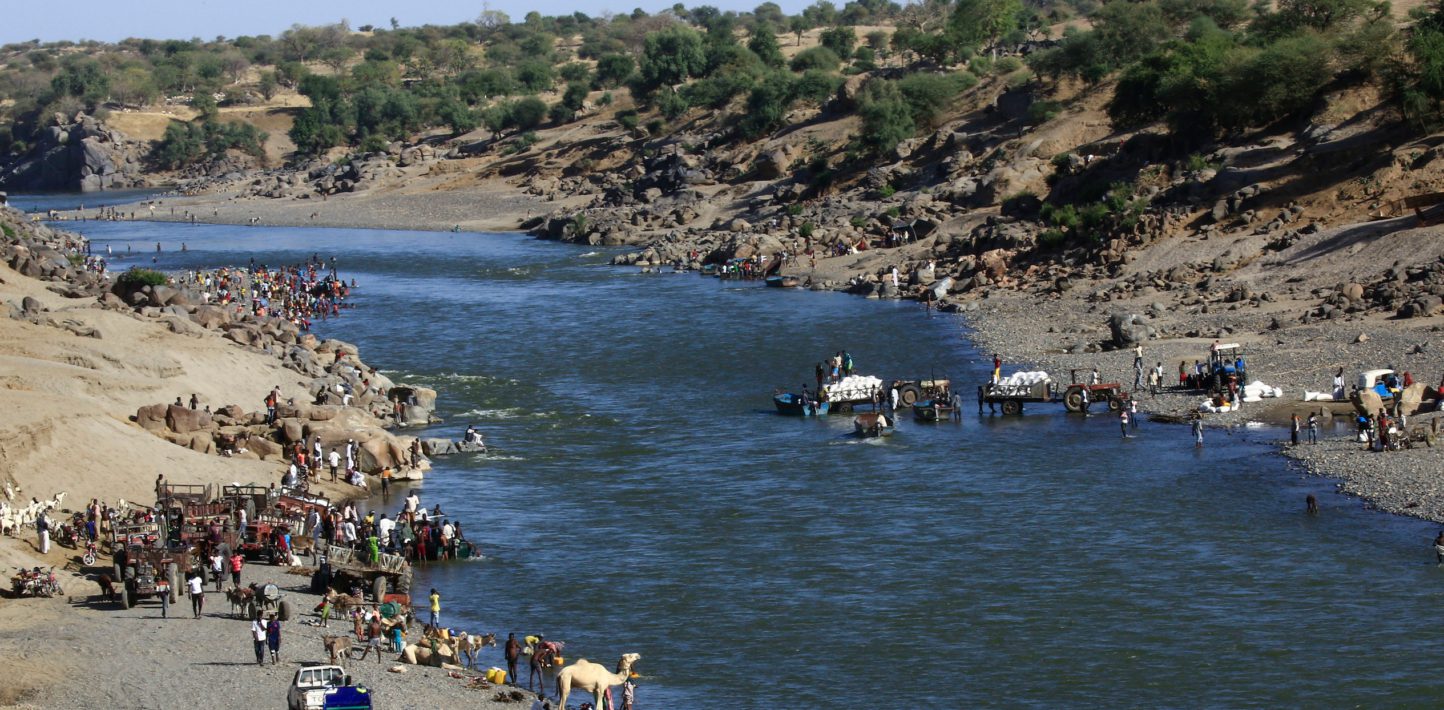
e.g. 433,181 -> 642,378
0,0 -> 815,45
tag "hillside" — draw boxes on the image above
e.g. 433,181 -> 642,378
3,1 -> 1444,318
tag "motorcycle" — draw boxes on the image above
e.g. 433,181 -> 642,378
81,539 -> 99,566
11,567 -> 61,597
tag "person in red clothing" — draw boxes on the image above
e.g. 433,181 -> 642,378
229,552 -> 244,587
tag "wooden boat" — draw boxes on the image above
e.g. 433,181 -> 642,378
774,392 -> 828,416
853,412 -> 893,437
912,399 -> 955,422
764,275 -> 802,288
700,263 -> 719,276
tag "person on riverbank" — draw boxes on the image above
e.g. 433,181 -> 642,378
428,588 -> 441,629
1307,413 -> 1319,444
250,616 -> 267,665
950,389 -> 963,421
505,633 -> 523,685
1291,414 -> 1301,446
1192,414 -> 1204,447
210,550 -> 224,592
1119,409 -> 1129,438
1333,368 -> 1346,400
992,354 -> 1001,384
815,363 -> 825,390
188,571 -> 204,618
266,613 -> 282,665
35,511 -> 49,554
229,551 -> 244,587
1129,399 -> 1139,431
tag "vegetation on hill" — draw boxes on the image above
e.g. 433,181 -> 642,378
2,0 -> 1444,215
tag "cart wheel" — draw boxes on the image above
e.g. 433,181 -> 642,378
372,576 -> 387,603
1063,388 -> 1084,412
1002,400 -> 1022,416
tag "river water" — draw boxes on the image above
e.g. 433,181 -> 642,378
34,214 -> 1444,707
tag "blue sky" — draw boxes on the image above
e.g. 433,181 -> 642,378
0,0 -> 814,45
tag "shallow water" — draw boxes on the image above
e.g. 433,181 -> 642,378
59,219 -> 1444,707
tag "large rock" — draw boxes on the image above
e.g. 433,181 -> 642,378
165,404 -> 214,434
135,404 -> 169,431
420,438 -> 459,457
1107,312 -> 1155,348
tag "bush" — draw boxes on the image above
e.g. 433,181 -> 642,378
559,62 -> 592,83
799,221 -> 816,238
1028,100 -> 1063,123
820,27 -> 857,58
897,72 -> 974,129
118,268 -> 167,287
738,72 -> 797,137
794,69 -> 843,104
616,110 -> 640,131
857,79 -> 914,155
509,96 -> 548,131
790,46 -> 842,72
515,60 -> 555,92
657,90 -> 691,119
595,54 -> 635,87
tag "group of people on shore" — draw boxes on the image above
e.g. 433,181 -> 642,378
179,255 -> 351,332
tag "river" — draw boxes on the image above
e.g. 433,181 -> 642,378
33,214 -> 1444,707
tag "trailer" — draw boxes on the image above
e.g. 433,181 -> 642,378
983,378 -> 1058,415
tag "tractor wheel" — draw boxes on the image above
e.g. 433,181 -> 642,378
1001,400 -> 1022,416
835,402 -> 853,414
1107,396 -> 1123,412
1063,388 -> 1084,412
373,576 -> 388,603
898,384 -> 922,407
122,585 -> 134,610
112,562 -> 123,586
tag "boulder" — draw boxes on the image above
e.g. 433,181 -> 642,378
420,438 -> 459,457
1107,312 -> 1155,348
166,404 -> 214,434
247,437 -> 284,461
135,404 -> 169,431
280,419 -> 306,444
187,432 -> 216,454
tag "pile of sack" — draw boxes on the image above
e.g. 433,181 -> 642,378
1241,380 -> 1283,402
999,371 -> 1051,386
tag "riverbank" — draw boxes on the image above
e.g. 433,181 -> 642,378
0,208 -> 549,707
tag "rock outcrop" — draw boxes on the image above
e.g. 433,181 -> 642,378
0,113 -> 147,192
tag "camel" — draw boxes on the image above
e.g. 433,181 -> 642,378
450,632 -> 496,669
322,635 -> 352,665
556,653 -> 640,710
399,640 -> 465,670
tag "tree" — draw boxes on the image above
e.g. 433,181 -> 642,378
754,2 -> 787,25
857,79 -> 914,154
257,71 -> 279,101
749,21 -> 786,67
637,25 -> 707,92
819,26 -> 857,58
804,1 -> 839,26
509,96 -> 547,130
790,46 -> 842,72
789,16 -> 812,46
896,71 -> 973,128
948,0 -> 1023,58
737,71 -> 796,137
515,60 -> 555,92
112,66 -> 159,106
562,81 -> 590,112
477,8 -> 511,30
595,54 -> 636,87
437,98 -> 477,134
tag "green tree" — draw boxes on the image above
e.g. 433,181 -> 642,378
515,60 -> 556,92
257,71 -> 279,101
595,54 -> 636,87
509,95 -> 547,130
897,71 -> 974,128
749,21 -> 786,67
754,1 -> 787,25
638,25 -> 707,92
819,26 -> 857,58
437,97 -> 478,135
791,46 -> 843,71
856,79 -> 914,155
737,70 -> 796,136
948,0 -> 1023,57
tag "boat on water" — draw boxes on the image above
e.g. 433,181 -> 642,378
912,399 -> 955,422
853,412 -> 893,437
774,392 -> 829,416
764,275 -> 802,288
700,263 -> 719,276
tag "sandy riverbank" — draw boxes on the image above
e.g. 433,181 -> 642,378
0,207 -> 552,708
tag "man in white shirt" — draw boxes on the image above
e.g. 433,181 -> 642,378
187,572 -> 205,618
327,448 -> 341,481
251,617 -> 267,665
378,514 -> 395,551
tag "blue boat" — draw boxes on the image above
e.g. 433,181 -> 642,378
774,392 -> 829,416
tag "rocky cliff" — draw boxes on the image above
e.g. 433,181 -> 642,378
0,112 -> 148,192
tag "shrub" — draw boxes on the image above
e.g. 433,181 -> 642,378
1028,100 -> 1063,123
595,54 -> 635,87
790,47 -> 842,72
794,69 -> 843,104
616,110 -> 640,131
738,72 -> 798,137
857,79 -> 914,155
820,27 -> 857,58
897,72 -> 974,129
509,96 -> 548,131
799,221 -> 816,238
559,62 -> 592,83
118,267 -> 167,287
657,90 -> 691,119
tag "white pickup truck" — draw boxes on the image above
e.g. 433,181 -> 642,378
287,665 -> 347,710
